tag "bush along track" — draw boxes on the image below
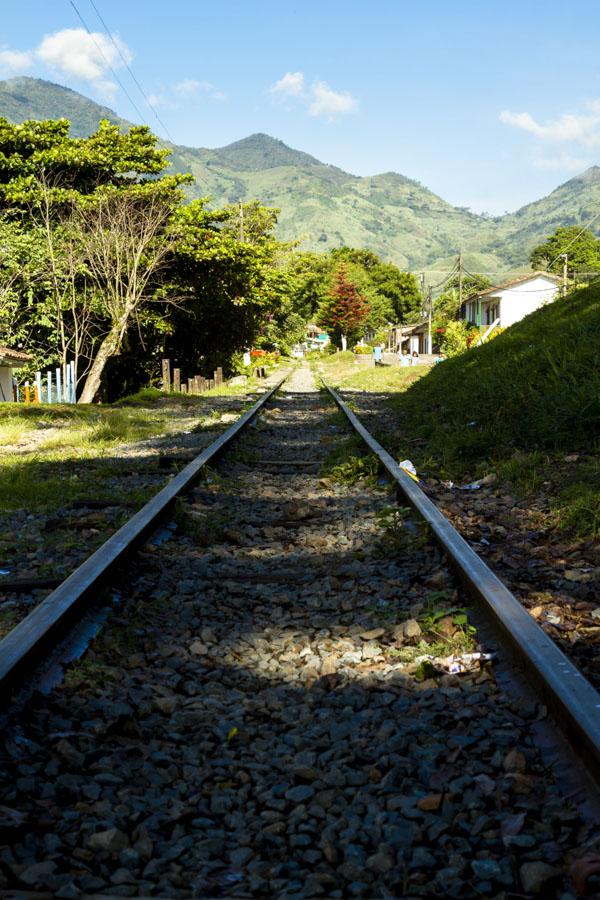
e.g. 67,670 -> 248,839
0,365 -> 596,899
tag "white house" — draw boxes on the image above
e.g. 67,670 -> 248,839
0,346 -> 31,401
463,272 -> 561,330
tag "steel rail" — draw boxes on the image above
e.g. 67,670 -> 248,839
324,381 -> 600,780
0,375 -> 288,697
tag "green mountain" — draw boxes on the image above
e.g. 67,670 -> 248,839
0,76 -> 130,137
1,76 -> 598,273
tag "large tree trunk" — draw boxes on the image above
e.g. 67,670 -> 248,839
78,322 -> 124,403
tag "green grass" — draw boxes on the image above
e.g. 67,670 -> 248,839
315,352 -> 429,393
0,388 -> 255,513
382,283 -> 600,536
388,285 -> 600,471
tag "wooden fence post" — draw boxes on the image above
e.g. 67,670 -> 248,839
187,378 -> 194,395
162,359 -> 171,392
180,383 -> 187,394
173,368 -> 180,392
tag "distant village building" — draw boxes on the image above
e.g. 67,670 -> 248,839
305,324 -> 330,350
462,272 -> 561,330
0,346 -> 31,402
388,322 -> 430,355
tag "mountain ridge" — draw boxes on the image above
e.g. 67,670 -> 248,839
1,76 -> 598,272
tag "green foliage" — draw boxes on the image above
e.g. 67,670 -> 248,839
0,114 -> 293,398
376,505 -> 429,552
418,592 -> 476,638
286,247 -> 420,331
439,320 -> 471,357
327,453 -> 379,484
529,226 -> 600,274
5,78 -> 600,273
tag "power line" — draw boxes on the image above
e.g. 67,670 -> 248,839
545,208 -> 600,272
87,0 -> 175,143
69,0 -> 148,126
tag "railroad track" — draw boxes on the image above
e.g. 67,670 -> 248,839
0,363 -> 599,899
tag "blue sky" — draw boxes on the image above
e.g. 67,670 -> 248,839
2,0 -> 599,214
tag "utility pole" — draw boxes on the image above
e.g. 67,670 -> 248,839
560,253 -> 568,296
427,287 -> 433,355
239,200 -> 245,242
458,250 -> 464,309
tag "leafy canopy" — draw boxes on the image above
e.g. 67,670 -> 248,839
530,226 -> 600,274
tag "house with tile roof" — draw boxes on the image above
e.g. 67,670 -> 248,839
462,272 -> 562,330
0,346 -> 31,401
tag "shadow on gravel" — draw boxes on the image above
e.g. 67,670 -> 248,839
0,395 -> 595,899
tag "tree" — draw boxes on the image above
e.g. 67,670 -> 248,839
439,320 -> 470,357
317,265 -> 370,349
164,199 -> 291,374
331,248 -> 422,323
530,227 -> 600,274
77,184 -> 181,403
0,117 -> 191,398
285,247 -> 420,333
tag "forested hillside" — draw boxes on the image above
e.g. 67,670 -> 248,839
2,76 -> 599,272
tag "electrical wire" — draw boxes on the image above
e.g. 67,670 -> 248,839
87,0 -> 175,143
544,207 -> 600,272
69,0 -> 148,126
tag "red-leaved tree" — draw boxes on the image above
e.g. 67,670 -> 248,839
318,264 -> 370,349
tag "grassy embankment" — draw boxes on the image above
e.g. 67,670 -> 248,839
0,381 -> 264,513
322,286 -> 600,537
315,350 -> 430,393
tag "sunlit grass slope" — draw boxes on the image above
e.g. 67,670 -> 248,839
390,284 -> 600,472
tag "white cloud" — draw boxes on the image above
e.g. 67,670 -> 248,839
309,80 -> 358,118
500,102 -> 600,148
0,49 -> 33,72
269,71 -> 358,120
0,29 -> 133,98
270,71 -> 305,98
36,28 -> 131,96
533,154 -> 590,172
174,78 -> 200,97
198,80 -> 227,102
158,78 -> 227,105
147,93 -> 164,108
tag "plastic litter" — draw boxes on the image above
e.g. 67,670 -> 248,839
445,652 -> 494,674
441,478 -> 483,491
398,459 -> 419,483
457,481 -> 482,491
